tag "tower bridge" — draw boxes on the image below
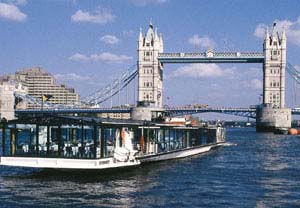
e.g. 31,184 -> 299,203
11,20 -> 300,132
135,20 -> 291,131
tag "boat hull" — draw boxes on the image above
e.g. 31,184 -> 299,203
137,142 -> 225,163
0,156 -> 140,170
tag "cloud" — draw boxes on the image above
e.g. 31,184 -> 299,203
0,2 -> 27,22
254,17 -> 300,46
5,0 -> 27,5
188,35 -> 216,49
172,64 -> 234,78
254,23 -> 266,39
100,35 -> 120,45
123,30 -> 134,37
71,6 -> 115,24
68,53 -> 89,61
129,0 -> 168,6
69,52 -> 132,63
54,73 -> 92,82
14,0 -> 27,5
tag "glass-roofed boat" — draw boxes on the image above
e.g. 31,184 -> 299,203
0,115 -> 225,170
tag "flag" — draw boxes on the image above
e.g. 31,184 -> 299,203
42,94 -> 53,102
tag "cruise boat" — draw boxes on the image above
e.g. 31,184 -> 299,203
0,115 -> 225,170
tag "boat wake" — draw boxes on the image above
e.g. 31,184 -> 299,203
223,142 -> 237,147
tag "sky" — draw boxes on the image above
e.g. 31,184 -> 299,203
0,0 -> 300,119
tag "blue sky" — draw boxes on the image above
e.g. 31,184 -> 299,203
0,0 -> 300,117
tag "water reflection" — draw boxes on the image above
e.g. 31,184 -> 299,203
0,159 -> 182,207
1,168 -> 139,207
254,133 -> 300,207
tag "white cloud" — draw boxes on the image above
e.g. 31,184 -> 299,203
254,23 -> 266,38
173,64 -> 233,78
100,35 -> 120,45
188,35 -> 216,49
69,53 -> 89,61
54,73 -> 92,82
69,52 -> 132,63
89,52 -> 132,63
123,30 -> 134,37
254,18 -> 300,46
130,0 -> 168,6
71,6 -> 115,24
0,2 -> 27,22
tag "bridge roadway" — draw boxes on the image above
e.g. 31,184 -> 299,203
165,107 -> 257,118
15,107 -> 256,118
15,108 -> 132,115
157,52 -> 265,63
15,107 -> 300,118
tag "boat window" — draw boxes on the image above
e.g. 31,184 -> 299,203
145,129 -> 156,154
15,128 -> 33,156
104,128 -> 118,158
157,129 -> 165,153
164,129 -> 170,152
190,129 -> 198,146
169,130 -> 175,151
5,124 -> 101,159
175,130 -> 183,150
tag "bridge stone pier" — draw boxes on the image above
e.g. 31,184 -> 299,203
135,21 -> 291,131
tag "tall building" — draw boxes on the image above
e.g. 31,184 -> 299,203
137,21 -> 164,107
263,24 -> 286,108
12,67 -> 80,107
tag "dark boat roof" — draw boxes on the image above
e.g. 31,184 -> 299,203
4,115 -> 147,126
3,115 -> 209,130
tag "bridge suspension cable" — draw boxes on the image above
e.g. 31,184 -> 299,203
287,63 -> 300,107
286,63 -> 300,85
82,65 -> 138,106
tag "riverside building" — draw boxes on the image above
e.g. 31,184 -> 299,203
11,67 -> 80,108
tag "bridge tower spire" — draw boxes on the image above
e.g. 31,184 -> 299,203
137,20 -> 164,107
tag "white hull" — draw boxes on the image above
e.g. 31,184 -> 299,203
138,143 -> 224,163
0,157 -> 140,170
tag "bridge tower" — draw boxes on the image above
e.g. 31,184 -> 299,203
137,21 -> 164,107
257,23 -> 291,131
263,24 -> 286,107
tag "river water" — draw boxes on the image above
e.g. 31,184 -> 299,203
0,128 -> 300,207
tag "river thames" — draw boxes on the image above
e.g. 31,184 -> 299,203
1,128 -> 300,207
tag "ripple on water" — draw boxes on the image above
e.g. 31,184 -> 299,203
1,128 -> 300,207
